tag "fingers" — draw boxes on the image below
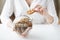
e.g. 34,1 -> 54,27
34,5 -> 42,12
38,6 -> 48,15
34,5 -> 45,13
27,5 -> 47,15
21,32 -> 28,37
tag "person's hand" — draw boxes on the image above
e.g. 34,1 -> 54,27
34,5 -> 54,24
7,19 -> 13,29
34,5 -> 48,16
27,5 -> 48,15
21,32 -> 28,37
45,15 -> 54,24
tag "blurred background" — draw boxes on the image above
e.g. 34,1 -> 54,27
0,0 -> 5,23
54,0 -> 60,24
0,0 -> 60,24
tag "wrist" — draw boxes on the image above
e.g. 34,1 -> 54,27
44,14 -> 54,24
44,13 -> 49,17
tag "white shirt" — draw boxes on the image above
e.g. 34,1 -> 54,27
1,0 -> 58,25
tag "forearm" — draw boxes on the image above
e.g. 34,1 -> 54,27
46,0 -> 58,24
1,0 -> 13,24
1,15 -> 14,28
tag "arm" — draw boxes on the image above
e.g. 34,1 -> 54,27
1,0 -> 13,26
46,0 -> 58,24
13,0 -> 23,24
31,0 -> 58,24
33,4 -> 54,24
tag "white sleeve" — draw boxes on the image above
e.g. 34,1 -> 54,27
1,0 -> 13,24
13,0 -> 23,24
47,0 -> 58,24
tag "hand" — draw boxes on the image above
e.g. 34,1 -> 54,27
45,14 -> 54,24
34,5 -> 48,16
21,32 -> 28,37
34,5 -> 54,24
7,19 -> 13,29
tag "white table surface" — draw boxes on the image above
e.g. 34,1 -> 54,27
0,24 -> 60,40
